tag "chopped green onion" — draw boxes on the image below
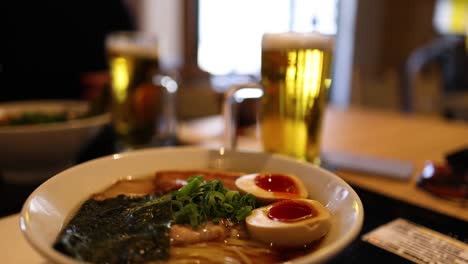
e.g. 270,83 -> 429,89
171,176 -> 257,228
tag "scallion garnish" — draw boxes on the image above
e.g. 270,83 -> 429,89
171,176 -> 256,228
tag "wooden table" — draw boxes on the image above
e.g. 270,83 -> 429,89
320,106 -> 468,221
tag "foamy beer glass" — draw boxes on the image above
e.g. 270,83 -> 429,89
106,32 -> 177,150
224,32 -> 334,164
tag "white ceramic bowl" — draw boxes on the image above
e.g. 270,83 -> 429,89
20,147 -> 364,264
0,100 -> 110,183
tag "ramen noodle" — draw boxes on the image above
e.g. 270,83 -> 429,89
54,170 -> 327,263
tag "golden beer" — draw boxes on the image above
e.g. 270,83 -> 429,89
107,33 -> 162,148
260,32 -> 334,164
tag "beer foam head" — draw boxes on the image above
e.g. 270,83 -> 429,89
262,32 -> 334,51
106,32 -> 159,58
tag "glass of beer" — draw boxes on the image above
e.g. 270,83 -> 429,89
224,32 -> 334,164
106,31 -> 178,150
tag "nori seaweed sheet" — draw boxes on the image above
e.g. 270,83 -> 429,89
53,194 -> 172,263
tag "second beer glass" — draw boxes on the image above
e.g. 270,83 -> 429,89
106,32 -> 177,150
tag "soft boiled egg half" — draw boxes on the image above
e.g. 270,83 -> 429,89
235,173 -> 308,202
246,199 -> 331,247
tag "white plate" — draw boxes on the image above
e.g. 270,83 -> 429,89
20,146 -> 364,264
177,115 -> 224,145
177,115 -> 262,151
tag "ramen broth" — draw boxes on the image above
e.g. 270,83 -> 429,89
54,170 -> 324,264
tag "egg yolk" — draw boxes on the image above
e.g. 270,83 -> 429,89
254,174 -> 299,194
267,200 -> 317,222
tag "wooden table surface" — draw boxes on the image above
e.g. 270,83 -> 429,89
320,106 -> 468,221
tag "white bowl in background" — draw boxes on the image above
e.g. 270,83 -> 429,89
0,100 -> 110,184
20,146 -> 364,264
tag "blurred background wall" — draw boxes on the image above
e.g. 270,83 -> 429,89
350,0 -> 436,111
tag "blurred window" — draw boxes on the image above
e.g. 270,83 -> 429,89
433,0 -> 468,35
198,0 -> 338,76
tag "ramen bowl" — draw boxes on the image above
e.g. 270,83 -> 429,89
20,147 -> 364,264
0,100 -> 110,184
